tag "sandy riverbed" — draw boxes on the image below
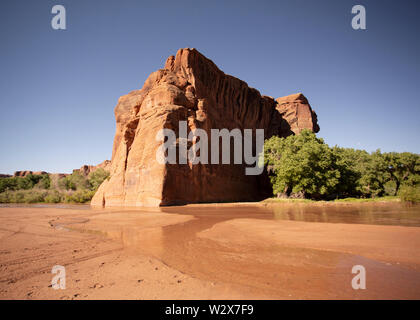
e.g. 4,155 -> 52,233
0,203 -> 419,299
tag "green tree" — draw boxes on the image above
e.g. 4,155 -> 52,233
383,152 -> 420,195
355,150 -> 389,197
264,129 -> 340,199
59,171 -> 91,191
398,185 -> 420,203
88,168 -> 110,191
36,174 -> 51,189
0,178 -> 15,193
331,147 -> 367,197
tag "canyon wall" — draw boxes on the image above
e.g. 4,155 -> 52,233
91,48 -> 319,207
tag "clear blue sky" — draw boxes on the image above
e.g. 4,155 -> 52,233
1,0 -> 419,174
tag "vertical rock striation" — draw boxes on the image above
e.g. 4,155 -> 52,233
91,48 -> 319,207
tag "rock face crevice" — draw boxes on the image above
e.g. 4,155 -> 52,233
91,48 -> 319,207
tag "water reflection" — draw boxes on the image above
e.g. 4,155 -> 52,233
155,203 -> 420,298
269,203 -> 420,227
46,201 -> 419,298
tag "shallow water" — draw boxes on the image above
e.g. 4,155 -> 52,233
2,202 -> 419,226
2,202 -> 420,298
268,202 -> 420,227
137,203 -> 420,298
161,202 -> 420,227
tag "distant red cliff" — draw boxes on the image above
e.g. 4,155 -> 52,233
3,160 -> 111,179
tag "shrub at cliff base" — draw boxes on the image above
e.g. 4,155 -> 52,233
64,190 -> 96,203
263,129 -> 420,200
58,169 -> 109,203
88,169 -> 110,190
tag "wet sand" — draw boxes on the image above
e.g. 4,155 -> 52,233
0,202 -> 419,299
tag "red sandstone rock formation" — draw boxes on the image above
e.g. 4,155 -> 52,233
91,48 -> 319,207
275,93 -> 319,135
13,171 -> 48,177
73,160 -> 111,176
11,160 -> 111,179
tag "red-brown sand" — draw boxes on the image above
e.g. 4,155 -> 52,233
0,203 -> 419,299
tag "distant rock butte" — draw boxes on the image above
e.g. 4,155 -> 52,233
91,48 -> 319,207
73,160 -> 111,176
7,160 -> 111,179
13,171 -> 48,177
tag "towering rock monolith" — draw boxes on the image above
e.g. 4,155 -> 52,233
91,48 -> 319,207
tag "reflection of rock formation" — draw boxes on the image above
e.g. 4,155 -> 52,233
92,48 -> 320,207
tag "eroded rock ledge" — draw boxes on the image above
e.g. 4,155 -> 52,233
92,48 -> 319,207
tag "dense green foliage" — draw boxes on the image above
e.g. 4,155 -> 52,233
0,174 -> 51,193
0,169 -> 109,204
88,169 -> 111,190
398,186 -> 420,203
59,171 -> 90,191
263,130 -> 340,199
263,129 -> 420,202
0,189 -> 59,204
